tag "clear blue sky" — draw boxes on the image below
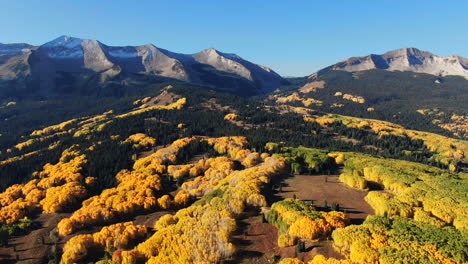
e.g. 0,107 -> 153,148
1,0 -> 467,76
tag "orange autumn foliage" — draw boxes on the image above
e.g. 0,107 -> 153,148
124,133 -> 157,150
268,199 -> 349,245
0,146 -> 89,224
174,190 -> 191,206
40,182 -> 88,213
157,195 -> 172,210
178,156 -> 235,198
61,222 -> 147,264
58,137 -> 196,235
117,139 -> 286,264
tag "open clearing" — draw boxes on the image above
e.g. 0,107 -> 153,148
232,172 -> 373,263
0,213 -> 70,264
230,210 -> 339,264
276,173 -> 374,223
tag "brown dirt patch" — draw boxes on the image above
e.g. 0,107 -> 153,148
231,173 -> 374,263
230,173 -> 373,263
299,80 -> 326,93
270,173 -> 374,261
277,174 -> 374,222
229,209 -> 279,264
333,136 -> 361,145
0,213 -> 70,264
229,208 -> 343,264
146,90 -> 180,107
133,210 -> 173,228
202,98 -> 232,112
0,207 -> 173,264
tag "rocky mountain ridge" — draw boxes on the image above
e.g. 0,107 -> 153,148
322,47 -> 468,79
0,36 -> 286,96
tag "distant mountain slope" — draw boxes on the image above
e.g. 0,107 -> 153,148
273,48 -> 468,138
0,43 -> 35,80
0,43 -> 34,61
0,36 -> 287,97
326,47 -> 468,79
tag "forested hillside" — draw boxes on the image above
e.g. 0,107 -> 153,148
275,70 -> 468,139
0,82 -> 466,264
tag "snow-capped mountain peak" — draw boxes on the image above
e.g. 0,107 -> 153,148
41,36 -> 85,58
43,35 -> 83,48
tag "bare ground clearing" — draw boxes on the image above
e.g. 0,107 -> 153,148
275,174 -> 374,223
0,213 -> 70,264
231,172 -> 373,263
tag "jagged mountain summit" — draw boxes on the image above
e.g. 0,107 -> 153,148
321,47 -> 468,79
0,36 -> 286,97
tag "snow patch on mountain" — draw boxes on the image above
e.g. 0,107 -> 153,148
47,49 -> 83,58
107,47 -> 139,58
43,36 -> 83,48
42,36 -> 84,58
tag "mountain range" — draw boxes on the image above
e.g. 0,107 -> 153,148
0,36 -> 286,97
2,36 -> 468,98
321,47 -> 468,79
